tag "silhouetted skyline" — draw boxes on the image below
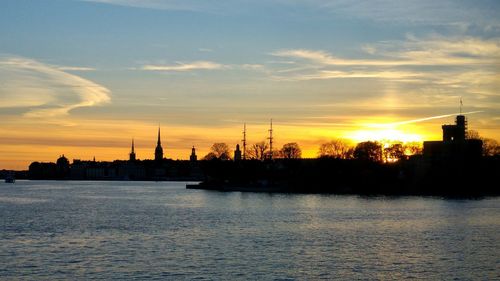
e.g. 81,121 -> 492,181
1,0 -> 499,169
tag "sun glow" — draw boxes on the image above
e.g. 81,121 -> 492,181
348,128 -> 423,143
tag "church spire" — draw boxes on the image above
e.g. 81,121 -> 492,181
155,125 -> 164,161
157,126 -> 161,146
129,138 -> 136,161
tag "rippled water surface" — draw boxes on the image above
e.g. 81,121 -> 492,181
1,181 -> 499,280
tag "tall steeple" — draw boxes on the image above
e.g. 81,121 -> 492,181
157,127 -> 161,146
155,126 -> 164,161
129,138 -> 136,161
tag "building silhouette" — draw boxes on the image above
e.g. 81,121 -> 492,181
442,115 -> 466,142
423,115 -> 482,160
234,144 -> 242,161
155,126 -> 164,161
129,139 -> 136,161
190,146 -> 197,162
56,154 -> 70,176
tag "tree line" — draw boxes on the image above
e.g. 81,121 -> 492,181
202,139 -> 425,163
202,136 -> 500,163
203,142 -> 302,161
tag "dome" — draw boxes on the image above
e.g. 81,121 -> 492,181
56,155 -> 69,166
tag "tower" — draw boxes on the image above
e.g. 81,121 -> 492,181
129,139 -> 136,161
155,126 -> 163,161
442,99 -> 468,142
190,146 -> 197,162
234,144 -> 242,161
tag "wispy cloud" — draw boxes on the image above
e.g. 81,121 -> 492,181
271,70 -> 423,81
82,0 -> 500,32
240,64 -> 265,70
138,61 -> 266,73
198,48 -> 213,52
272,37 -> 500,67
0,56 -> 111,120
82,0 -> 220,12
56,66 -> 96,71
269,36 -> 500,81
140,61 -> 228,72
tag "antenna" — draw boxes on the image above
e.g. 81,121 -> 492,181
242,123 -> 247,160
270,119 -> 274,159
460,97 -> 463,114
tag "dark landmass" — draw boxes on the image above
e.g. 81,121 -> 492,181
7,152 -> 500,197
190,114 -> 499,197
0,170 -> 28,180
187,156 -> 500,197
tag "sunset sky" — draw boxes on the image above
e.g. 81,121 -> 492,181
1,0 -> 499,169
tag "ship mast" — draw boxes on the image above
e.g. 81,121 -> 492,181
242,123 -> 247,160
268,119 -> 273,160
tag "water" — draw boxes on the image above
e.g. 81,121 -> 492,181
1,181 -> 499,280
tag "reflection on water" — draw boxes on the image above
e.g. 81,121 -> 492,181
1,181 -> 499,280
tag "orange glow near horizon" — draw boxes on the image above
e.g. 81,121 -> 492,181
0,116 -> 448,170
0,112 -> 496,170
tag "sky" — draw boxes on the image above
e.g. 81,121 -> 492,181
0,0 -> 499,169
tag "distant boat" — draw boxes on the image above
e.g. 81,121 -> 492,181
5,173 -> 15,183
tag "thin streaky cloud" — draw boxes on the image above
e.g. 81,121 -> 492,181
82,0 -> 222,12
269,36 -> 500,83
271,70 -> 424,81
141,61 -> 228,72
240,64 -> 265,70
272,36 -> 500,68
198,48 -> 213,52
56,66 -> 96,71
368,111 -> 484,128
81,0 -> 500,31
314,0 -> 500,30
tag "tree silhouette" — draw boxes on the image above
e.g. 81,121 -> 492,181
383,143 -> 405,162
466,129 -> 482,140
279,143 -> 302,159
203,143 -> 231,160
482,138 -> 500,156
403,142 -> 423,156
464,131 -> 499,156
318,139 -> 353,159
353,141 -> 383,162
247,141 -> 268,160
202,152 -> 218,161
